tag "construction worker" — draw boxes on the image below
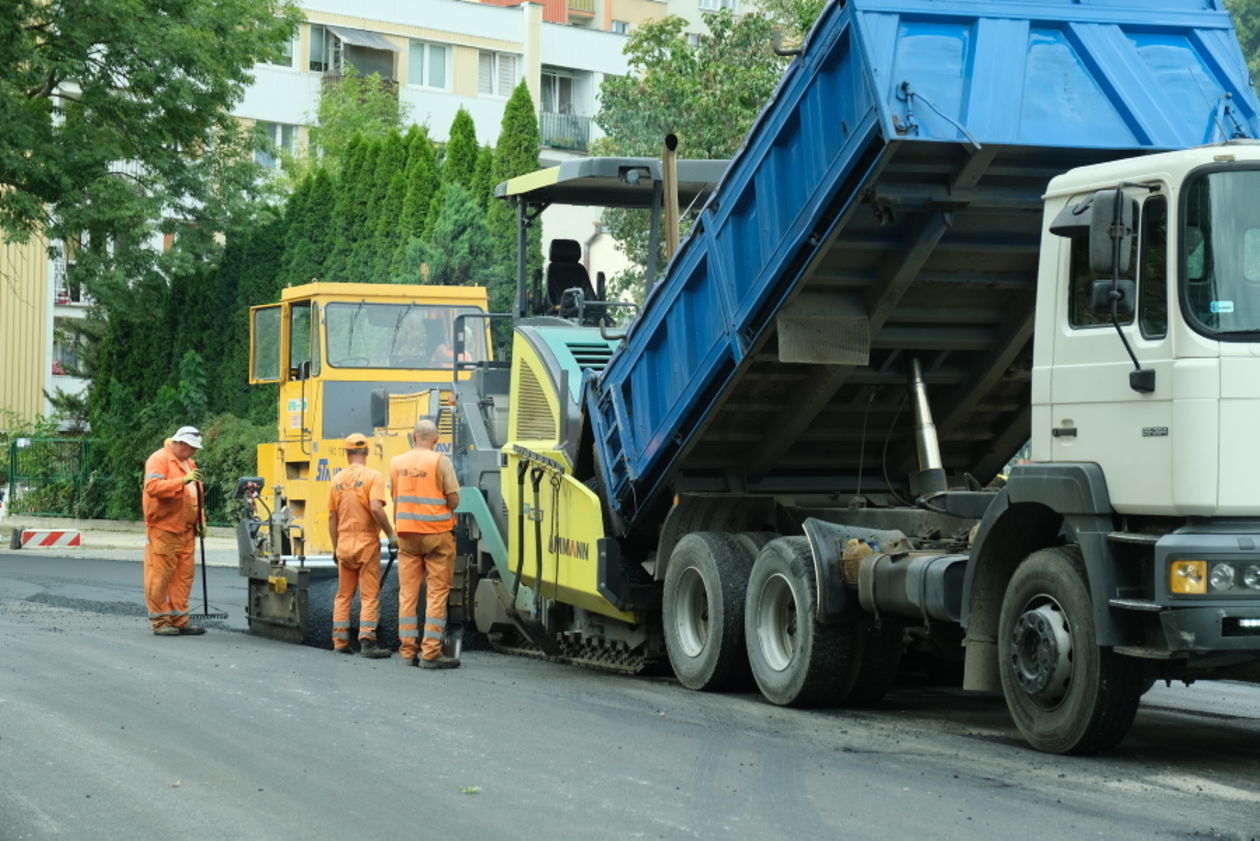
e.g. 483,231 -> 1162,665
391,418 -> 461,669
328,432 -> 397,658
142,426 -> 206,636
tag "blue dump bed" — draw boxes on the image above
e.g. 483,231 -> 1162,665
587,0 -> 1260,531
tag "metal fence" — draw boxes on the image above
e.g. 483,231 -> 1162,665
5,438 -> 107,518
539,111 -> 591,152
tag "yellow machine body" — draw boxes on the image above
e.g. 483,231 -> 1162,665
500,330 -> 636,624
250,282 -> 489,554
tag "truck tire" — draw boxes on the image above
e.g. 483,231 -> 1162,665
745,536 -> 852,706
998,545 -> 1144,754
663,532 -> 758,690
841,621 -> 904,706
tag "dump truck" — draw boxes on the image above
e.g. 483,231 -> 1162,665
446,0 -> 1260,755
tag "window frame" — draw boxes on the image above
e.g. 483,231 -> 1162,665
407,39 -> 450,90
478,50 -> 520,98
1138,194 -> 1169,340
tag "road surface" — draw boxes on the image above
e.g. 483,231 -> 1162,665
1,551 -> 1257,841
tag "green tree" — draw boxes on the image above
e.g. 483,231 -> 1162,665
308,65 -> 411,168
594,11 -> 788,300
488,81 -> 543,314
753,0 -> 826,42
396,183 -> 503,288
472,145 -> 496,211
443,108 -> 480,190
0,0 -> 297,291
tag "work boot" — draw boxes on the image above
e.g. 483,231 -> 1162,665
153,626 -> 180,636
334,645 -> 354,655
419,655 -> 460,670
402,655 -> 419,667
359,640 -> 392,659
178,626 -> 206,635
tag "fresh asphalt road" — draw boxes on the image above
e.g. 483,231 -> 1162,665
1,551 -> 1258,841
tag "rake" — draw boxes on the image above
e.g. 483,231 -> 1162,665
193,480 -> 230,621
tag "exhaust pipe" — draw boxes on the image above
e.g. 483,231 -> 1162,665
908,358 -> 947,498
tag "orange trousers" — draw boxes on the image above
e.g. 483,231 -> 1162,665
333,542 -> 383,650
145,527 -> 195,630
397,531 -> 455,661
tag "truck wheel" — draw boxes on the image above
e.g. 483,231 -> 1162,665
998,545 -> 1144,754
841,621 -> 904,706
745,537 -> 852,706
663,532 -> 757,690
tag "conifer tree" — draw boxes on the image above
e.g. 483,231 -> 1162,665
443,108 -> 480,190
393,130 -> 440,278
374,171 -> 408,279
487,81 -> 543,314
346,139 -> 385,279
471,145 -> 496,211
286,167 -> 335,286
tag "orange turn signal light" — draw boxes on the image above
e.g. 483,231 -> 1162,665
1170,560 -> 1207,595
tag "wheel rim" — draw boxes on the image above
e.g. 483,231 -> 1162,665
1009,596 -> 1073,708
674,566 -> 710,658
756,573 -> 798,672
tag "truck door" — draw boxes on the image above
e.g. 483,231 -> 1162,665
1049,192 -> 1175,513
250,304 -> 285,384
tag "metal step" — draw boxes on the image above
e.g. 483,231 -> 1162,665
1109,598 -> 1164,612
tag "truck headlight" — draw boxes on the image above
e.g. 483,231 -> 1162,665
1244,564 -> 1260,591
1170,560 -> 1207,594
1209,563 -> 1237,592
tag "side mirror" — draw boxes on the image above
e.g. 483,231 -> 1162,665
1089,188 -> 1136,276
369,388 -> 388,430
1091,278 -> 1136,318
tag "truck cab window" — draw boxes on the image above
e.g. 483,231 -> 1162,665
290,302 -> 313,379
1139,195 -> 1167,339
1068,210 -> 1136,328
1184,169 -> 1260,337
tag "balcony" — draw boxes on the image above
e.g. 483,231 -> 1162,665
539,112 -> 591,152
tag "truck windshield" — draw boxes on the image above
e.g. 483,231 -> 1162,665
325,303 -> 489,368
1183,169 -> 1260,338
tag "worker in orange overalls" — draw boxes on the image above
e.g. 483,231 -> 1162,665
390,418 -> 461,669
328,432 -> 397,658
142,426 -> 207,636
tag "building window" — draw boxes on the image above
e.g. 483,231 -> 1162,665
408,40 -> 448,89
265,34 -> 296,68
478,51 -> 519,97
255,122 -> 297,168
699,0 -> 717,9
686,33 -> 701,47
611,20 -> 629,34
309,24 -> 329,72
53,318 -> 83,376
540,71 -> 573,114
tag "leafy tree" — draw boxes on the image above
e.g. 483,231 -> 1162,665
0,0 -> 297,293
753,0 -> 826,42
595,11 -> 788,300
308,65 -> 411,168
488,81 -> 543,314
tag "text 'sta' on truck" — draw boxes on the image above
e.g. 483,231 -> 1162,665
449,0 -> 1260,754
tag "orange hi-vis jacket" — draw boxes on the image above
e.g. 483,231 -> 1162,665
143,443 -> 200,533
391,448 -> 455,534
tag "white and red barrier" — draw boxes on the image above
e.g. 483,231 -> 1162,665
18,529 -> 81,549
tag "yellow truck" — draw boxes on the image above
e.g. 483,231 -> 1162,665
248,281 -> 491,556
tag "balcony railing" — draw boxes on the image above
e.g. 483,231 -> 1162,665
569,0 -> 595,13
539,112 -> 591,152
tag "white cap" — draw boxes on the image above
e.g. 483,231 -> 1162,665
172,426 -> 203,449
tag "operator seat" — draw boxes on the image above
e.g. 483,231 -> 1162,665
546,239 -> 597,319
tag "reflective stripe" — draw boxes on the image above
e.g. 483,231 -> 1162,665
399,629 -> 419,639
146,472 -> 166,479
423,630 -> 444,640
398,512 -> 455,522
333,621 -> 351,629
399,616 -> 417,626
149,611 -> 173,619
333,631 -> 350,640
424,616 -> 447,628
397,494 -> 448,506
171,610 -> 188,617
360,621 -> 377,630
